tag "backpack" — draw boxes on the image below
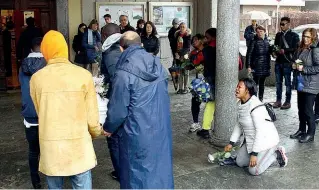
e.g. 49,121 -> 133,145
250,103 -> 277,122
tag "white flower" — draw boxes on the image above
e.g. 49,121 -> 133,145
207,154 -> 215,163
224,152 -> 231,159
295,59 -> 303,64
184,54 -> 189,60
93,76 -> 106,95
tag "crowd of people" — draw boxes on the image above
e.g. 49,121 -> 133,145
15,13 -> 319,189
244,16 -> 319,143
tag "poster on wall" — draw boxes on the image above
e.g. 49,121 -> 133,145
149,2 -> 193,36
96,2 -> 146,27
23,11 -> 34,25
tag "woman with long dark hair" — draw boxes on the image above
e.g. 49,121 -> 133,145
72,23 -> 87,67
225,78 -> 287,176
290,28 -> 319,143
141,21 -> 160,56
136,19 -> 145,36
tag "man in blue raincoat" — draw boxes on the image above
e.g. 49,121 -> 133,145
103,31 -> 174,189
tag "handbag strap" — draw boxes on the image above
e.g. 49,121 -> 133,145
281,34 -> 290,49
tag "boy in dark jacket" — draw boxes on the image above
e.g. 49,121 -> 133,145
100,23 -> 122,181
19,37 -> 46,189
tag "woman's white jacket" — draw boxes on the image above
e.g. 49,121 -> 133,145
230,96 -> 279,153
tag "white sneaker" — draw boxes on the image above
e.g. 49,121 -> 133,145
189,123 -> 201,132
276,146 -> 288,167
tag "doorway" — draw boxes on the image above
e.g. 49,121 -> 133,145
0,0 -> 57,90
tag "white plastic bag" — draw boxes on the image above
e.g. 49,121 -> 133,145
96,94 -> 108,125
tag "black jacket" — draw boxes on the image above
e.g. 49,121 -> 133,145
295,41 -> 319,95
168,27 -> 179,55
72,33 -> 86,64
101,42 -> 122,98
120,24 -> 135,34
246,36 -> 271,77
19,53 -> 46,124
274,29 -> 300,64
16,26 -> 44,60
202,45 -> 216,86
136,28 -> 143,36
141,35 -> 160,56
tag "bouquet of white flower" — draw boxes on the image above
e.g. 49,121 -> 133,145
93,75 -> 108,125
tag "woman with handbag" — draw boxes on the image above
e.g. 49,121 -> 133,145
224,78 -> 288,176
290,28 -> 319,143
72,23 -> 87,67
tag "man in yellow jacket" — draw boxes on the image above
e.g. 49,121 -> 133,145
30,30 -> 102,189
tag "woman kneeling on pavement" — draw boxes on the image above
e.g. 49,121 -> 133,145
224,78 -> 288,176
290,28 -> 319,143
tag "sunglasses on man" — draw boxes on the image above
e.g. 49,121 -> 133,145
280,23 -> 287,26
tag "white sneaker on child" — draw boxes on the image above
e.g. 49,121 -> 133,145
189,123 -> 201,132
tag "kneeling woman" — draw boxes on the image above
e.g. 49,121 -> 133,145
224,78 -> 288,175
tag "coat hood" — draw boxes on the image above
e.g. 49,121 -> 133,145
174,28 -> 192,38
40,30 -> 68,62
21,52 -> 46,75
116,45 -> 167,82
102,33 -> 122,52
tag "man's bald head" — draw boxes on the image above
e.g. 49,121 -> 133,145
102,23 -> 121,40
120,31 -> 141,49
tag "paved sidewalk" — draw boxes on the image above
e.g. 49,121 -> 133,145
0,83 -> 318,189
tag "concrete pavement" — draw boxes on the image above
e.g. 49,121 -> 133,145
0,82 -> 318,189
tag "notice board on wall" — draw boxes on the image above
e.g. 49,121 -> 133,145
149,2 -> 193,36
96,2 -> 147,27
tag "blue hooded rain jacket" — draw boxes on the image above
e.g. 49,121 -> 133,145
103,45 -> 174,189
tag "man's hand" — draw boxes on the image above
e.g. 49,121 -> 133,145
102,130 -> 112,137
292,63 -> 297,70
78,51 -> 80,54
279,49 -> 285,55
248,68 -> 252,73
297,65 -> 304,72
224,144 -> 233,152
95,46 -> 99,52
249,155 -> 258,167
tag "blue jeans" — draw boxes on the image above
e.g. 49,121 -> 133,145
106,132 -> 120,177
25,126 -> 40,188
46,170 -> 92,189
275,63 -> 292,103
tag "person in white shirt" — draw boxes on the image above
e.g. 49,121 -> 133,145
224,78 -> 288,176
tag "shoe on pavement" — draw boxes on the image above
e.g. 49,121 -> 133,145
189,123 -> 201,132
197,129 -> 210,139
280,102 -> 291,110
299,134 -> 314,143
272,101 -> 282,109
110,171 -> 119,181
290,130 -> 306,139
276,146 -> 288,167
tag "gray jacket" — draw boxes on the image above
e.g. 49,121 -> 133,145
297,41 -> 319,94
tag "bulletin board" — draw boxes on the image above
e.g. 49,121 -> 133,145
149,2 -> 194,36
96,2 -> 147,27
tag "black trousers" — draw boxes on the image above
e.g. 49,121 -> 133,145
315,94 -> 319,118
298,92 -> 317,136
25,127 -> 40,187
106,132 -> 120,177
253,75 -> 267,101
191,97 -> 201,123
